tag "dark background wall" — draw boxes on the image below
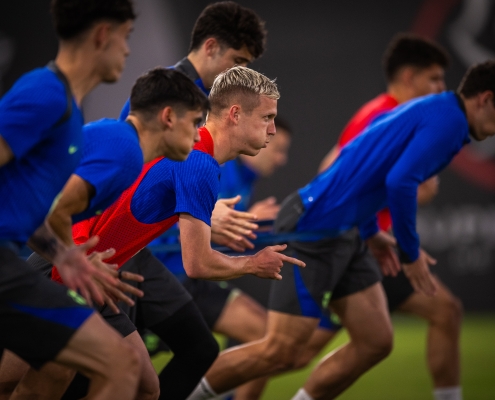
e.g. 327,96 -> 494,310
1,0 -> 495,310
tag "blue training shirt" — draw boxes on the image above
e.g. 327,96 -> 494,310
72,119 -> 143,224
297,91 -> 470,263
0,66 -> 83,244
157,157 -> 259,276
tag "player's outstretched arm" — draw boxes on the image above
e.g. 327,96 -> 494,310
180,213 -> 305,280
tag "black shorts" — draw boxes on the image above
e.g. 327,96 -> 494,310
0,246 -> 94,369
382,270 -> 415,312
118,248 -> 192,331
181,278 -> 238,330
268,230 -> 382,318
28,252 -> 137,338
269,192 -> 381,318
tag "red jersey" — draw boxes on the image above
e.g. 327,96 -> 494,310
337,93 -> 398,231
52,127 -> 216,283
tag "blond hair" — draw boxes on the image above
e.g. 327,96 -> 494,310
209,66 -> 279,114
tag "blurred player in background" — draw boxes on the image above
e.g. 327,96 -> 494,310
187,61 -> 495,400
0,0 -> 142,399
306,34 -> 464,400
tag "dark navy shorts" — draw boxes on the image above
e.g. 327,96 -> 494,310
1,246 -> 93,369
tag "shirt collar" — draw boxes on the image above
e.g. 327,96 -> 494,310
173,57 -> 210,96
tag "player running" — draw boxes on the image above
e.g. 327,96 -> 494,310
289,34 -> 463,400
0,0 -> 141,399
0,66 -> 209,400
187,61 -> 495,400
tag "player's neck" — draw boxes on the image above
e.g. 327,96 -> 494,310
187,52 -> 213,89
204,120 -> 238,164
126,115 -> 158,163
55,45 -> 103,106
387,84 -> 411,104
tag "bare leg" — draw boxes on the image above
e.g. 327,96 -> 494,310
204,311 -> 319,394
292,328 -> 337,370
13,313 -> 141,400
303,283 -> 393,400
9,330 -> 158,400
212,293 -> 268,400
397,276 -> 462,388
0,350 -> 30,399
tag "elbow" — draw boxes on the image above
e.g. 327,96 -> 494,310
184,262 -> 208,280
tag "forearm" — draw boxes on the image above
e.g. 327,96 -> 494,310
183,247 -> 253,280
28,220 -> 69,264
47,208 -> 75,247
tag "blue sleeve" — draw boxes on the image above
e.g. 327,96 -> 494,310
119,98 -> 131,121
0,75 -> 67,159
73,126 -> 143,222
173,152 -> 219,226
359,216 -> 378,240
385,110 -> 466,263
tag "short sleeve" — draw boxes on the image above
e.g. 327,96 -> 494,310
0,71 -> 67,159
173,151 -> 220,226
73,123 -> 143,223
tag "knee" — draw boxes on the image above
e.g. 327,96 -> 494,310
428,294 -> 463,329
107,344 -> 142,386
357,327 -> 394,364
262,335 -> 303,373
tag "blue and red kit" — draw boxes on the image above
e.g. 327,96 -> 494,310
52,127 -> 219,281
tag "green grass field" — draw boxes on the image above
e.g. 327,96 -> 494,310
152,314 -> 495,399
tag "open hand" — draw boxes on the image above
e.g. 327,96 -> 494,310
366,230 -> 401,277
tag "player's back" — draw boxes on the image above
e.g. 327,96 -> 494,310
0,65 -> 83,243
297,91 -> 469,234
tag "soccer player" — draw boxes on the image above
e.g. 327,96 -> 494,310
187,61 -> 495,400
0,66 -> 209,400
153,117 -> 291,400
0,0 -> 142,399
47,67 -> 303,400
291,34 -> 464,400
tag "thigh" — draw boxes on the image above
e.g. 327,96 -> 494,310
120,248 -> 192,329
182,277 -> 235,330
213,292 -> 266,342
381,270 -> 415,312
331,282 -> 392,342
0,248 -> 94,370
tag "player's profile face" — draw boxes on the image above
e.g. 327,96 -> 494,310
472,93 -> 495,141
251,129 -> 291,177
99,20 -> 133,83
239,95 -> 277,156
212,45 -> 253,76
411,64 -> 446,97
164,108 -> 203,161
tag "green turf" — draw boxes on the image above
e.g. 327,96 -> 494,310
151,314 -> 495,399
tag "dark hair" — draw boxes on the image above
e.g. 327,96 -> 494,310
458,60 -> 495,102
130,68 -> 210,119
51,0 -> 136,40
275,116 -> 292,136
383,33 -> 449,82
189,1 -> 266,59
